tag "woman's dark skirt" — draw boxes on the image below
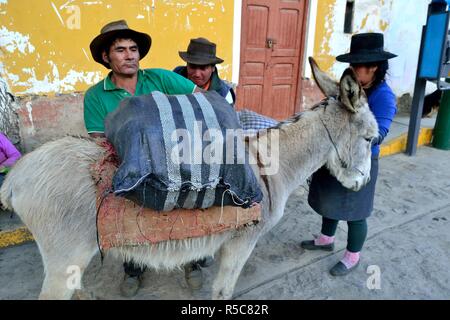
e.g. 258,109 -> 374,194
307,158 -> 379,221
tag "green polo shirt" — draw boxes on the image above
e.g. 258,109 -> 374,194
84,68 -> 197,133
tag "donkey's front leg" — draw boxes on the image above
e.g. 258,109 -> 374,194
211,228 -> 260,300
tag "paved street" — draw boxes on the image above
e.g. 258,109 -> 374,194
0,146 -> 449,300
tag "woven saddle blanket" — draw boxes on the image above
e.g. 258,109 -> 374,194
92,140 -> 262,250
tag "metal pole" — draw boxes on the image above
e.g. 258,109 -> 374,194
406,26 -> 427,156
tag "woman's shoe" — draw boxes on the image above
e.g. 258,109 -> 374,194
329,260 -> 360,276
300,240 -> 335,251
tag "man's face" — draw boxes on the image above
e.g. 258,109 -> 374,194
187,63 -> 214,88
103,38 -> 140,76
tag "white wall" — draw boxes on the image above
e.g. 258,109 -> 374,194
323,0 -> 432,97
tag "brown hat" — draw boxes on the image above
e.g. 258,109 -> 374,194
179,37 -> 224,65
90,20 -> 152,69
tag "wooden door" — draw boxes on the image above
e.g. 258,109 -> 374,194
237,0 -> 308,120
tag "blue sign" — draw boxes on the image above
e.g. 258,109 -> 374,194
419,12 -> 450,79
432,0 -> 450,5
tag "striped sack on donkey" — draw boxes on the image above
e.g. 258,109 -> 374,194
104,91 -> 263,212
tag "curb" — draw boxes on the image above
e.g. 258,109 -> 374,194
380,128 -> 433,158
0,128 -> 435,250
0,227 -> 34,248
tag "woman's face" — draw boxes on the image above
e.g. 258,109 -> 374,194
351,64 -> 378,87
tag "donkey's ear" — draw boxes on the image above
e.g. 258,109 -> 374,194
309,57 -> 339,97
339,68 -> 363,113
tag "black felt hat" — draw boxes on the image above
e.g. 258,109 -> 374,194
336,33 -> 397,64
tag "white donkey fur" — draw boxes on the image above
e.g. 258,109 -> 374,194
0,59 -> 378,300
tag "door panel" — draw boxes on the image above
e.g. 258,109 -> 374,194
275,8 -> 300,56
243,85 -> 264,114
271,85 -> 292,119
244,5 -> 269,62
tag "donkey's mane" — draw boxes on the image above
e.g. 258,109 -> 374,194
270,96 -> 338,131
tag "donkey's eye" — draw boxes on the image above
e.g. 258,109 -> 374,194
364,137 -> 373,143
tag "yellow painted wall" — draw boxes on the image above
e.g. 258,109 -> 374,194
313,0 -> 336,73
0,0 -> 234,96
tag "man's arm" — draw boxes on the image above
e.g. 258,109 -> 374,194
150,69 -> 198,94
370,88 -> 397,147
84,90 -> 107,136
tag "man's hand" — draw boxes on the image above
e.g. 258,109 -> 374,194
89,133 -> 106,139
0,166 -> 9,174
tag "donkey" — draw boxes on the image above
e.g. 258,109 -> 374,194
0,58 -> 378,300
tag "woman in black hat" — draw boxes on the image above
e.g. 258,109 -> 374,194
301,33 -> 398,276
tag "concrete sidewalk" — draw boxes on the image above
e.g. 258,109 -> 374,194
1,145 -> 449,299
380,113 -> 436,157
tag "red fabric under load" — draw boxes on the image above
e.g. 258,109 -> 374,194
91,139 -> 262,250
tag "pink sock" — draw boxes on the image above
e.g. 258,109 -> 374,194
341,250 -> 360,269
314,233 -> 335,245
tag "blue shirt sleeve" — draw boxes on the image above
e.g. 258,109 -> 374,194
369,83 -> 397,146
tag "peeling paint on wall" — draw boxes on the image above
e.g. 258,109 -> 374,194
0,27 -> 35,54
313,1 -> 336,75
0,0 -> 234,96
25,101 -> 35,136
314,0 -> 430,96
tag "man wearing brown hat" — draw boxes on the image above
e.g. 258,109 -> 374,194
84,20 -> 200,138
84,20 -> 201,297
175,38 -> 281,133
174,37 -> 235,105
172,37 -> 237,289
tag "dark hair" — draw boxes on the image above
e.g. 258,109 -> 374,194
103,36 -> 139,56
350,60 -> 389,88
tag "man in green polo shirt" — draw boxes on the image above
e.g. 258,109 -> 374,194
84,19 -> 198,138
84,20 -> 200,297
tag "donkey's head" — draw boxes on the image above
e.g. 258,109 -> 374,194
309,57 -> 379,191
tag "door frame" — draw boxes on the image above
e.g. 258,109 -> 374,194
294,0 -> 311,113
233,0 -> 312,113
